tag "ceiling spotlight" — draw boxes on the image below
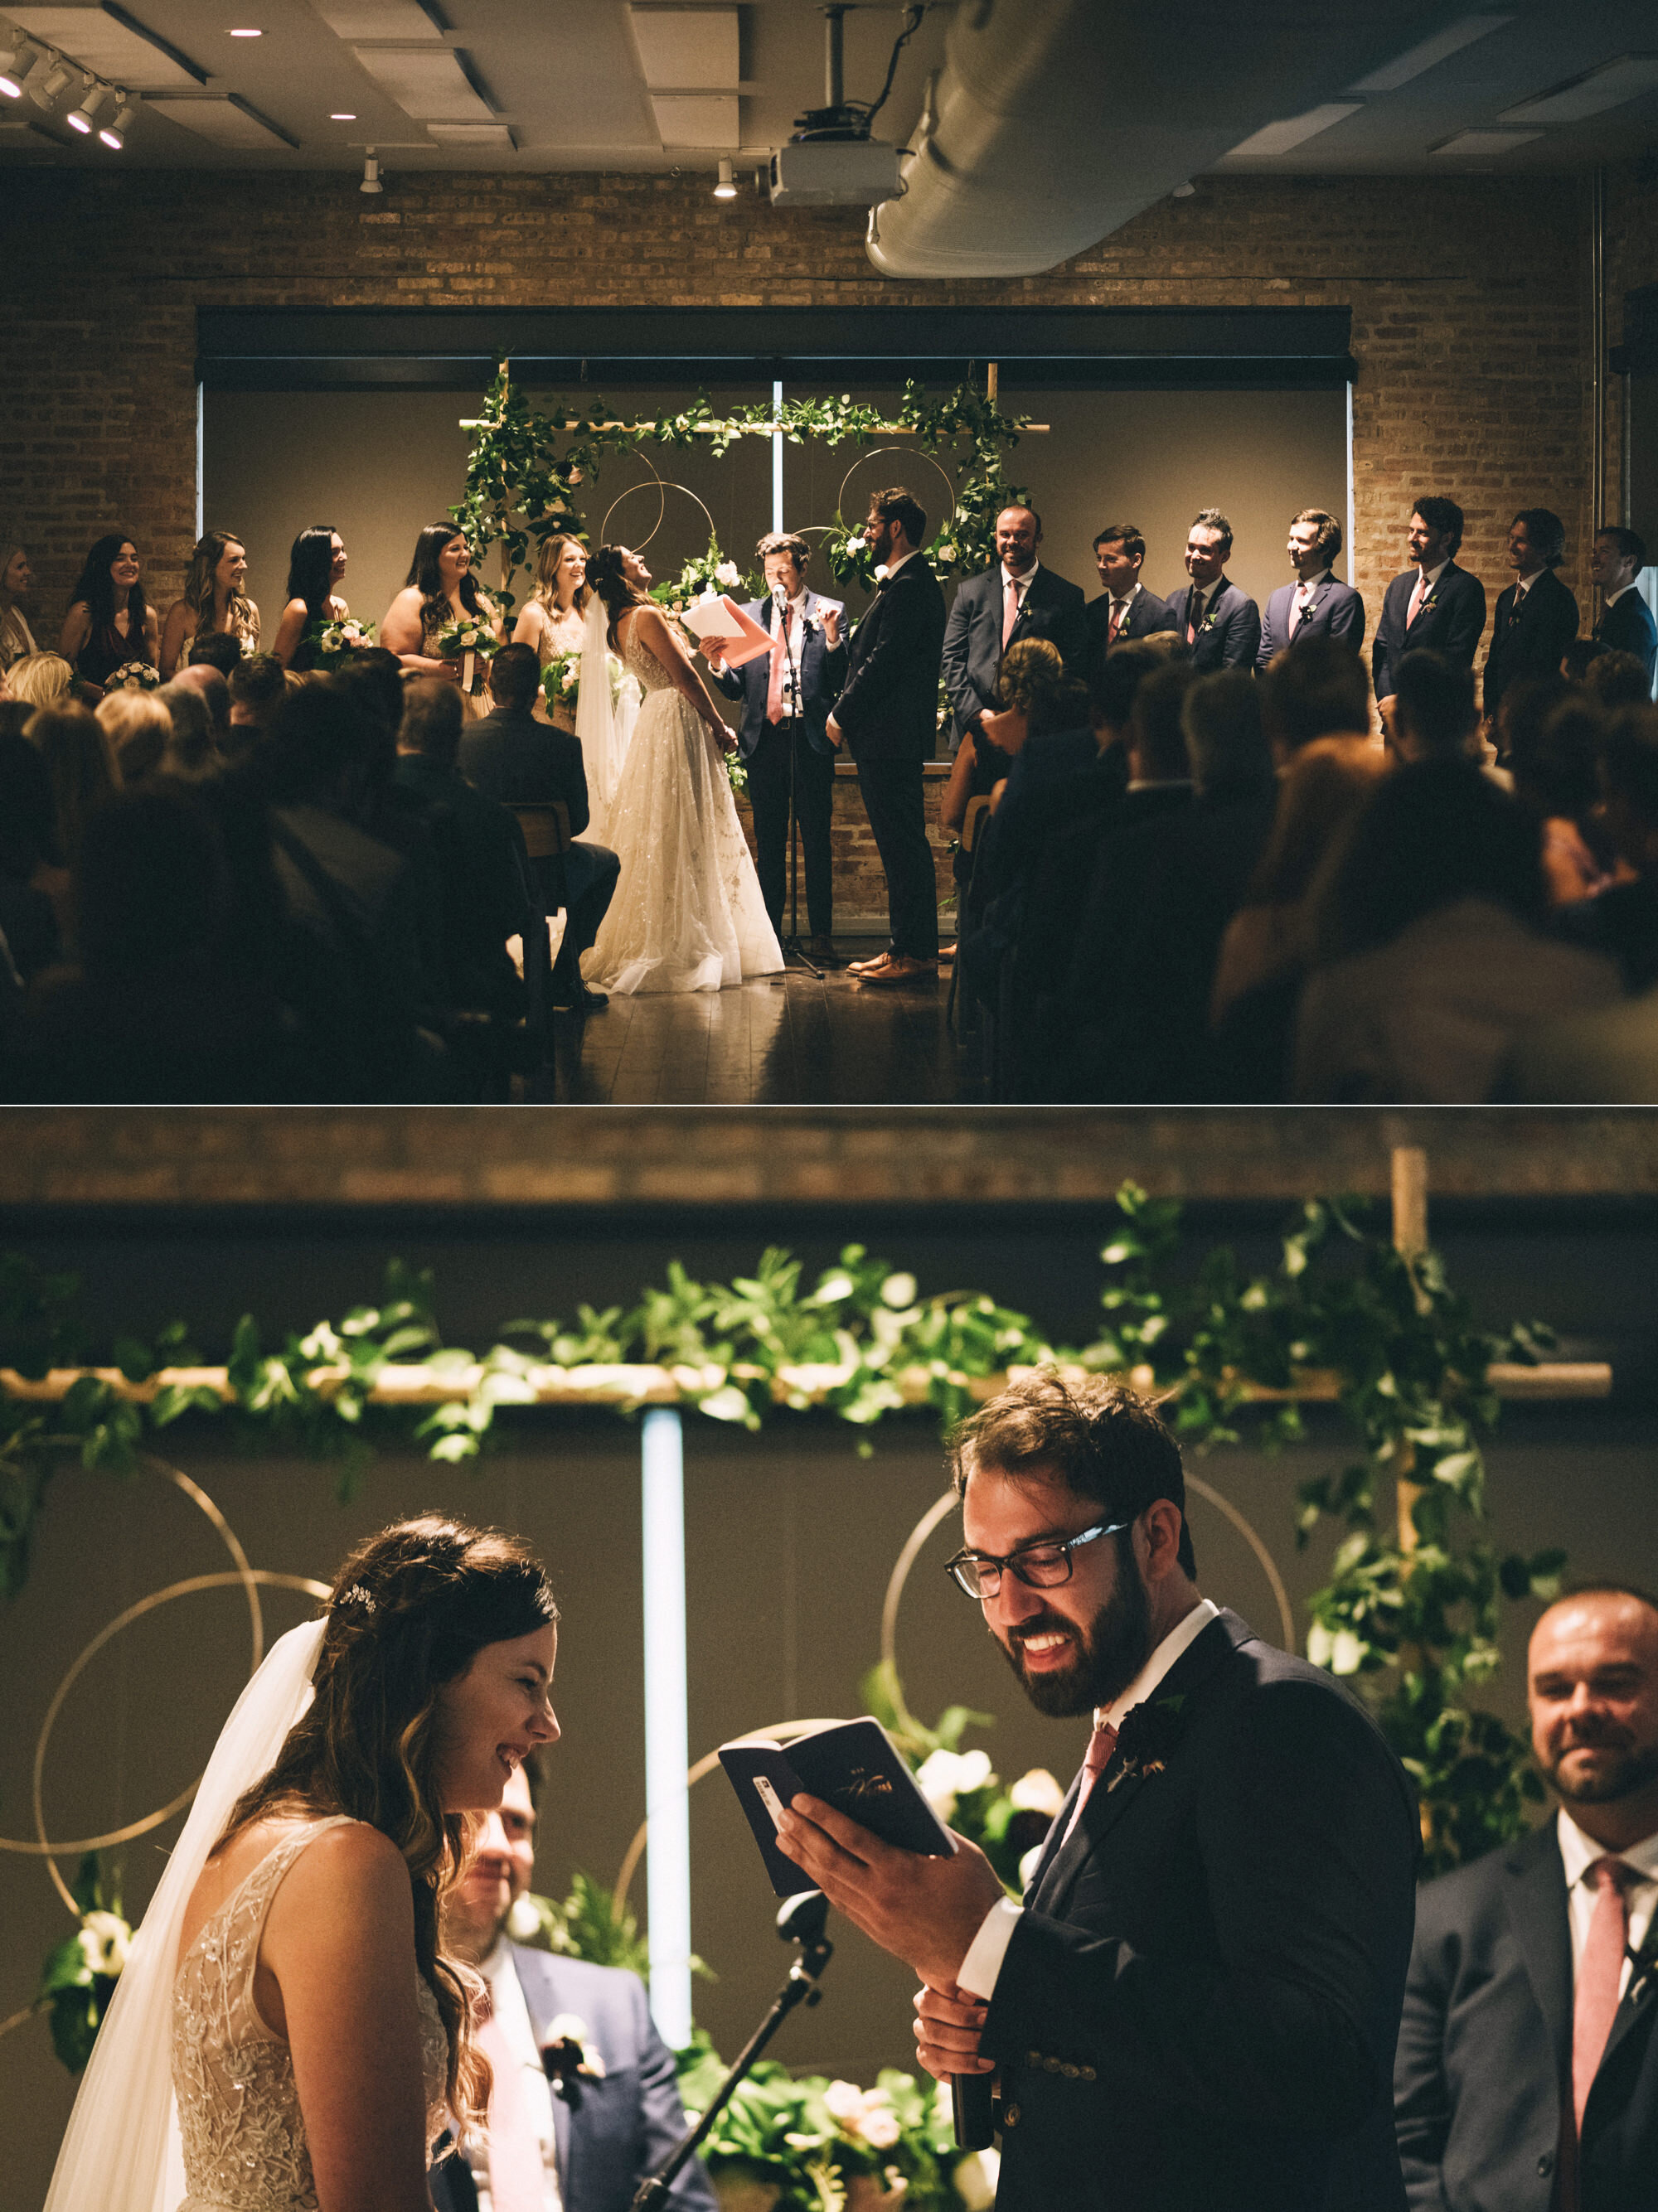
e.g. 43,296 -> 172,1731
713,156 -> 737,199
1171,181 -> 1196,198
361,148 -> 383,194
330,111 -> 356,120
229,27 -> 264,36
0,36 -> 41,99
99,95 -> 137,148
66,81 -> 113,135
31,55 -> 75,109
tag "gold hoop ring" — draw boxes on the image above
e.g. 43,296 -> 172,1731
599,468 -> 718,558
835,446 -> 957,537
612,1720 -> 843,1914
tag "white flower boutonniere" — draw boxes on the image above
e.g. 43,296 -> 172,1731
542,2013 -> 607,2089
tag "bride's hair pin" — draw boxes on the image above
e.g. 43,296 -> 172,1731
334,1580 -> 376,1614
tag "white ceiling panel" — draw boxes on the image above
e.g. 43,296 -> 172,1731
6,6 -> 202,88
1226,104 -> 1361,157
309,0 -> 444,37
650,92 -> 738,147
351,44 -> 492,120
144,93 -> 293,146
628,6 -> 738,90
1429,127 -> 1543,157
426,119 -> 514,148
1500,52 -> 1658,123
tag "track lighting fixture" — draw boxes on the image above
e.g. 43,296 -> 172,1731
31,55 -> 75,109
712,156 -> 737,199
99,94 -> 137,148
361,148 -> 383,194
66,80 -> 112,134
0,34 -> 41,98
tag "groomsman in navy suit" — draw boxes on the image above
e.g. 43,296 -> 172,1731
1483,507 -> 1581,724
1371,497 -> 1486,706
1591,525 -> 1658,692
1167,509 -> 1261,674
1078,521 -> 1179,692
941,503 -> 1088,750
1256,510 -> 1365,673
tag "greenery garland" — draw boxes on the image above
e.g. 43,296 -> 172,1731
0,1188 -> 1569,1879
448,363 -> 1032,618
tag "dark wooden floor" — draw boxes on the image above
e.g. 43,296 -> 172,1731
523,939 -> 986,1104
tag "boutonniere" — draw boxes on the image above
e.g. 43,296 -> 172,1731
1106,1692 -> 1189,1792
541,2013 -> 606,2102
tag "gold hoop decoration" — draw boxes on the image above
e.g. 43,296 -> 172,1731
835,445 -> 957,539
1184,1474 -> 1296,1654
595,448 -> 665,551
599,467 -> 718,559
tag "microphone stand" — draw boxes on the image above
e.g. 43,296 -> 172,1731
629,1891 -> 835,2211
775,597 -> 822,979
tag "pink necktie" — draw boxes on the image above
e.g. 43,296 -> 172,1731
1059,1719 -> 1118,1847
476,2004 -> 547,2212
765,603 -> 791,724
1003,576 -> 1020,648
1291,587 -> 1311,634
1407,573 -> 1428,627
1573,1856 -> 1636,2130
1108,600 -> 1127,644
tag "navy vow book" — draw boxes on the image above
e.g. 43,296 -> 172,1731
719,1717 -> 957,1896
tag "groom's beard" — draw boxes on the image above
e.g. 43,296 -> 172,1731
994,1552 -> 1154,1719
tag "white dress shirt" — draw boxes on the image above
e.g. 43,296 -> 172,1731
957,1597 -> 1222,1999
464,1939 -> 565,2212
1001,560 -> 1040,616
1108,581 -> 1142,632
1557,1809 -> 1658,2003
1603,581 -> 1637,608
1291,569 -> 1333,628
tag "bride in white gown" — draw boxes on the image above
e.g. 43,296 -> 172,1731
579,544 -> 783,996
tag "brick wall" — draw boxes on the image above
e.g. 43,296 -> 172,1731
731,763 -> 955,930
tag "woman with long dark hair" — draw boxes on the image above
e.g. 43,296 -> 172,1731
578,542 -> 780,994
381,524 -> 502,704
159,529 -> 260,679
58,532 -> 159,689
272,525 -> 351,670
43,1513 -> 560,2212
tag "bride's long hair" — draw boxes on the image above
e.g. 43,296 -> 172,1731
215,1515 -> 558,2131
530,532 -> 590,619
585,544 -> 648,651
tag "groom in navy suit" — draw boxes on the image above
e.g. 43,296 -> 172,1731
430,1759 -> 714,2212
704,532 -> 846,961
1256,509 -> 1365,673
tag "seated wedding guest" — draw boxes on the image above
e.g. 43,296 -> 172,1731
459,642 -> 618,1014
0,540 -> 39,670
1167,509 -> 1260,673
1256,510 -> 1365,672
159,529 -> 259,680
1484,508 -> 1580,728
58,532 -> 159,690
31,701 -> 120,883
226,652 -> 288,752
430,1753 -> 716,2212
6,651 -> 74,713
942,503 -> 1087,758
1585,647 -> 1655,713
174,661 -> 234,753
511,532 -> 588,726
1589,525 -> 1657,688
1395,1585 -> 1658,2210
381,522 -> 503,697
1077,520 -> 1178,692
0,729 -> 63,982
1060,667 -> 1279,1101
95,685 -> 172,785
1208,739 -> 1389,1099
155,680 -> 221,782
1292,758 -> 1619,1101
1372,497 -> 1486,709
1384,646 -> 1481,766
187,631 -> 249,679
271,524 -> 351,670
394,680 -> 532,1020
1503,683 -> 1617,905
1550,704 -> 1658,994
1258,635 -> 1377,766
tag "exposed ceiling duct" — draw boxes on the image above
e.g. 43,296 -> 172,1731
865,0 -> 1463,279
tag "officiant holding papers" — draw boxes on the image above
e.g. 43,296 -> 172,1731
704,533 -> 846,963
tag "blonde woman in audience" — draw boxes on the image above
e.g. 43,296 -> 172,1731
59,533 -> 159,690
159,529 -> 259,679
95,687 -> 172,784
512,532 -> 589,727
271,525 -> 351,670
1,543 -> 39,670
5,651 -> 75,713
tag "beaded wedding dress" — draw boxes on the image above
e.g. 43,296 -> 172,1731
581,615 -> 783,995
171,1816 -> 450,2211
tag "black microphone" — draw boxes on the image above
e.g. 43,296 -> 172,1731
952,2069 -> 995,2150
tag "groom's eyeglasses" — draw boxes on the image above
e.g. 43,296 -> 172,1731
944,1519 -> 1128,1600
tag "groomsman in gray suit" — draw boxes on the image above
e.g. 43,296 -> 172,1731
1167,509 -> 1262,674
1257,510 -> 1365,673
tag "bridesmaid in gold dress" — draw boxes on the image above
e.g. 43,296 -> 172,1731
512,532 -> 589,728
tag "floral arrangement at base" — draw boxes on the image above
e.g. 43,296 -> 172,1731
304,615 -> 377,669
102,661 -> 161,692
434,615 -> 498,695
35,1852 -> 132,2073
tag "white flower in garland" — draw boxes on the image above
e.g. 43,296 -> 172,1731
78,1911 -> 130,1978
914,1747 -> 993,1824
823,2080 -> 901,2150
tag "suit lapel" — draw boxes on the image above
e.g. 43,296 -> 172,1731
1601,1924 -> 1658,2075
512,1947 -> 574,2190
1502,1827 -> 1573,2070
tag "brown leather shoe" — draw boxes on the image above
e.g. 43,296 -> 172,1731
856,953 -> 938,985
847,950 -> 895,975
938,941 -> 957,963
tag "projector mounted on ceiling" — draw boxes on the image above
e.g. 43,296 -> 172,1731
767,2 -> 906,208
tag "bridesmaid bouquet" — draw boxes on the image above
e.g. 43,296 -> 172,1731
541,646 -> 582,714
304,615 -> 376,669
434,614 -> 497,695
104,661 -> 161,692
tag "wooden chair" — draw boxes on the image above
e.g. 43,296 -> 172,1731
506,801 -> 573,1069
945,792 -> 995,1030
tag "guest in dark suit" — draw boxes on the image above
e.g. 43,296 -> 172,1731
1167,508 -> 1261,674
1590,526 -> 1657,692
941,503 -> 1088,751
1257,509 -> 1365,673
458,642 -> 618,1012
704,530 -> 846,962
827,486 -> 948,982
431,1758 -> 715,2212
1395,1584 -> 1658,2212
1484,508 -> 1581,726
1371,496 -> 1487,706
777,1373 -> 1418,2212
1077,521 -> 1179,694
